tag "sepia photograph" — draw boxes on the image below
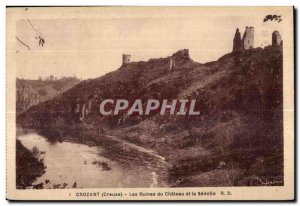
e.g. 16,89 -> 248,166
6,6 -> 294,200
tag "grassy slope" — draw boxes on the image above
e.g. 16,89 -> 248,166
17,46 -> 283,186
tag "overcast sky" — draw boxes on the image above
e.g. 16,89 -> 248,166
14,7 -> 286,79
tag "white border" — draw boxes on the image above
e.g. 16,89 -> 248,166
1,1 -> 298,206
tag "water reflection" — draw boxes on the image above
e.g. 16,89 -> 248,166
17,131 -> 168,188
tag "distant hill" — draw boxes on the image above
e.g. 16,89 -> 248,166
18,45 -> 283,186
16,77 -> 80,115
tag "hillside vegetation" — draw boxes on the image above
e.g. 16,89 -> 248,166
18,46 -> 283,186
16,77 -> 80,115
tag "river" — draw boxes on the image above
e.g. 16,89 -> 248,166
17,130 -> 170,188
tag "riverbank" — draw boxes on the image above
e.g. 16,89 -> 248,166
16,140 -> 46,189
18,114 -> 283,188
17,129 -> 171,188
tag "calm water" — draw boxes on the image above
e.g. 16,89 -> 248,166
17,131 -> 168,188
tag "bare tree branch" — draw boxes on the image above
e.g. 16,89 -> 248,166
27,19 -> 45,47
27,19 -> 43,36
15,36 -> 30,50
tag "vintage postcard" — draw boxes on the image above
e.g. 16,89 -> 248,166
6,7 -> 294,200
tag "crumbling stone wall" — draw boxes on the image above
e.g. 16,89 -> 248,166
166,49 -> 190,72
242,26 -> 254,50
171,49 -> 190,63
233,27 -> 282,51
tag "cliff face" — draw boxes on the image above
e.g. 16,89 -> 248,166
16,77 -> 80,115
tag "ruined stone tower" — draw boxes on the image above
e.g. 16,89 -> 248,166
122,54 -> 131,65
242,26 -> 254,50
272,31 -> 283,46
232,28 -> 242,52
167,49 -> 190,72
171,49 -> 190,63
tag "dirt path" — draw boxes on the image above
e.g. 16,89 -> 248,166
104,134 -> 171,167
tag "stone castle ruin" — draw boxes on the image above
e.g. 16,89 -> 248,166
233,26 -> 254,51
272,30 -> 283,46
122,54 -> 131,65
232,28 -> 243,52
233,26 -> 282,52
71,27 -> 283,123
168,49 -> 190,72
242,26 -> 254,50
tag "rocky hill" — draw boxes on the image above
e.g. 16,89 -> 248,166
16,77 -> 80,115
17,29 -> 283,186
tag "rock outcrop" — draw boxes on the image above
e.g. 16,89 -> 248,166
79,103 -> 86,121
242,26 -> 254,50
168,57 -> 176,72
16,78 -> 80,115
272,31 -> 283,46
17,85 -> 44,114
232,28 -> 242,52
73,97 -> 93,121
